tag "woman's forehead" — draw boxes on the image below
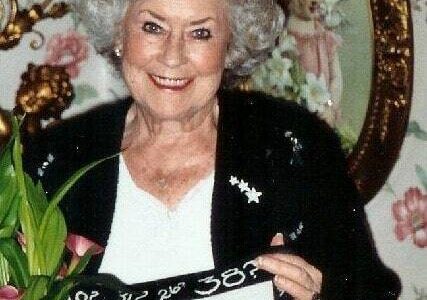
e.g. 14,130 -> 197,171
128,0 -> 229,20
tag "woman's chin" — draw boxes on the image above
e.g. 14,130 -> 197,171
142,104 -> 196,122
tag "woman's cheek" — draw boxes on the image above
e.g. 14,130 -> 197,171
124,33 -> 161,66
191,42 -> 227,75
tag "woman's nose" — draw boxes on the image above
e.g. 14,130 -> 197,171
159,33 -> 187,68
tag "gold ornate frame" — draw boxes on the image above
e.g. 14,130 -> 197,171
347,0 -> 413,203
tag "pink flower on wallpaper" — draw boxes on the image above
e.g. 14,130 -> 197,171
45,31 -> 89,79
392,187 -> 427,248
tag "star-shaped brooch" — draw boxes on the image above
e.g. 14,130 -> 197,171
245,187 -> 262,204
238,180 -> 249,193
229,175 -> 262,204
229,176 -> 239,186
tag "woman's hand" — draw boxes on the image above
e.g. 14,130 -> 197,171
255,234 -> 322,300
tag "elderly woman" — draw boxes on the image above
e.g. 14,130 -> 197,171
24,0 -> 400,299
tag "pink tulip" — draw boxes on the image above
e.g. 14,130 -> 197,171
66,234 -> 103,257
392,187 -> 427,248
0,285 -> 22,300
65,234 -> 104,274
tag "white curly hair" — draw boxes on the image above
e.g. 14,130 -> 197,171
72,0 -> 284,78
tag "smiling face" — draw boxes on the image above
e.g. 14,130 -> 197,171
121,0 -> 231,121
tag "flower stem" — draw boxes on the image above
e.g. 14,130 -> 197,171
66,255 -> 80,276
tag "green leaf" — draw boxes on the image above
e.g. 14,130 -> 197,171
0,226 -> 15,239
22,276 -> 50,300
0,192 -> 19,234
0,251 -> 9,287
18,187 -> 42,275
39,207 -> 67,276
68,249 -> 95,277
0,238 -> 29,288
11,117 -> 26,196
0,175 -> 19,231
0,131 -> 14,175
37,155 -> 115,277
44,277 -> 76,300
36,182 -> 48,205
0,165 -> 15,193
32,179 -> 66,276
0,140 -> 18,231
39,154 -> 117,238
10,117 -> 40,274
415,165 -> 427,192
74,84 -> 99,104
24,174 -> 48,228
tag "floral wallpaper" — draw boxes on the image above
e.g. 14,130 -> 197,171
44,29 -> 101,106
45,31 -> 88,79
411,0 -> 427,21
387,122 -> 427,249
391,179 -> 427,248
0,1 -> 128,117
0,1 -> 427,299
40,16 -> 98,110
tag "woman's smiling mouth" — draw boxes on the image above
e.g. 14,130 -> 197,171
149,74 -> 193,91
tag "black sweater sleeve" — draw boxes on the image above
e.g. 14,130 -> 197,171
286,110 -> 401,299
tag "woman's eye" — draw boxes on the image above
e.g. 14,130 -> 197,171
142,22 -> 163,34
192,28 -> 212,40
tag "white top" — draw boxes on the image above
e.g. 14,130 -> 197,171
99,155 -> 273,299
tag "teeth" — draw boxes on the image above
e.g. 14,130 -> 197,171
151,75 -> 190,87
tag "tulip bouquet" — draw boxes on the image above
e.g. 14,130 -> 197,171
0,116 -> 104,300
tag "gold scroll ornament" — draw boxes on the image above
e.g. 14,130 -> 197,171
14,63 -> 74,133
0,0 -> 69,50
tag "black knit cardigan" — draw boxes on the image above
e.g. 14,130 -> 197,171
24,89 -> 401,299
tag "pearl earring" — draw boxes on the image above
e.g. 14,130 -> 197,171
114,47 -> 122,58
